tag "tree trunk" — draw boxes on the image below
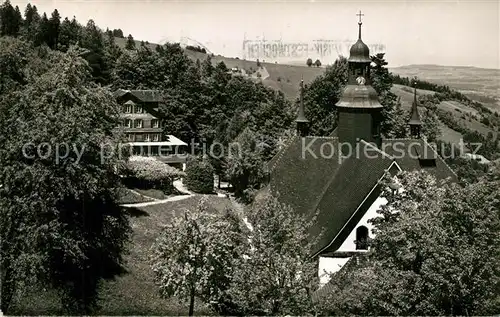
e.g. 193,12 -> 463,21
188,286 -> 195,316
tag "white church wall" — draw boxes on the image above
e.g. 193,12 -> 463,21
317,195 -> 388,286
336,195 -> 388,252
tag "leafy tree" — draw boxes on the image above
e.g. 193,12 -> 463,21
125,33 -> 135,50
151,197 -> 244,316
0,46 -> 131,314
303,56 -> 348,136
225,128 -> 268,202
306,58 -> 313,67
184,157 -> 214,194
22,3 -> 40,41
390,96 -> 408,138
228,193 -> 319,315
314,59 -> 321,67
112,28 -> 124,38
422,103 -> 441,142
371,53 -> 401,137
321,169 -> 500,315
46,9 -> 61,49
123,156 -> 185,193
0,0 -> 22,36
201,54 -> 214,77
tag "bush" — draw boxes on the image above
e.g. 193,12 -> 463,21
122,156 -> 185,194
184,158 -> 214,194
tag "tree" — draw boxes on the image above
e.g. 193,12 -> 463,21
0,0 -> 22,36
151,197 -> 244,316
306,58 -> 313,67
125,33 -> 135,50
225,128 -> 268,203
302,56 -> 348,136
228,193 -> 319,315
314,59 -> 321,67
112,28 -> 124,38
46,9 -> 61,49
320,169 -> 500,315
184,156 -> 214,194
371,53 -> 403,138
0,46 -> 131,314
422,104 -> 441,142
390,96 -> 408,138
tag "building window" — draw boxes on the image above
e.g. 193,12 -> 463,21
127,134 -> 135,142
152,134 -> 160,141
355,226 -> 369,250
126,104 -> 133,113
134,119 -> 143,128
134,105 -> 144,114
144,134 -> 151,142
151,119 -> 159,128
125,119 -> 132,128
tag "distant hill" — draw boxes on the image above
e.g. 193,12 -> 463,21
390,65 -> 500,112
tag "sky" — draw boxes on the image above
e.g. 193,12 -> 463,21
11,0 -> 500,69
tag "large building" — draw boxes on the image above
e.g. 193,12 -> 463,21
266,14 -> 457,286
114,89 -> 187,168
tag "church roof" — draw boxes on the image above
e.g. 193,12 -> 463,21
267,136 -> 457,256
409,86 -> 423,126
336,85 -> 383,108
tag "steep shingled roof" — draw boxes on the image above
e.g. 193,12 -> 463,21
113,89 -> 163,103
268,136 -> 457,257
382,138 -> 457,182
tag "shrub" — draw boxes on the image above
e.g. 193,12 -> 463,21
184,158 -> 214,194
123,156 -> 185,193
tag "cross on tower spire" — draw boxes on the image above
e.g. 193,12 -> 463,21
356,10 -> 364,24
356,10 -> 364,39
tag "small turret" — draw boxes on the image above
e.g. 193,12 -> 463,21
409,81 -> 423,138
296,78 -> 309,137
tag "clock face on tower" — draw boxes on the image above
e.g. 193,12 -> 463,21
356,76 -> 366,85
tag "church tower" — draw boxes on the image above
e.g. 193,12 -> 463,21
409,82 -> 423,138
296,78 -> 309,137
336,11 -> 383,150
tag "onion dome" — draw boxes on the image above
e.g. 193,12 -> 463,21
348,17 -> 371,63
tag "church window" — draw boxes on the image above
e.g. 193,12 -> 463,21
355,226 -> 369,250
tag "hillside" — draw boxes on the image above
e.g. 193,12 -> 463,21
390,65 -> 500,112
114,37 -> 323,100
115,37 -> 499,143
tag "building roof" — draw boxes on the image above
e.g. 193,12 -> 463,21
336,85 -> 383,109
409,86 -> 423,126
267,136 -> 457,256
296,79 -> 309,123
128,135 -> 187,147
114,89 -> 163,103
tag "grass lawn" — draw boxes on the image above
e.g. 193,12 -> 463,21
133,188 -> 174,200
116,187 -> 154,204
97,195 -> 231,315
8,195 -> 232,316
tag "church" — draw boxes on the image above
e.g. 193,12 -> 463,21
265,14 -> 457,286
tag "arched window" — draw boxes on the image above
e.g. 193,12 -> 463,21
355,226 -> 369,250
